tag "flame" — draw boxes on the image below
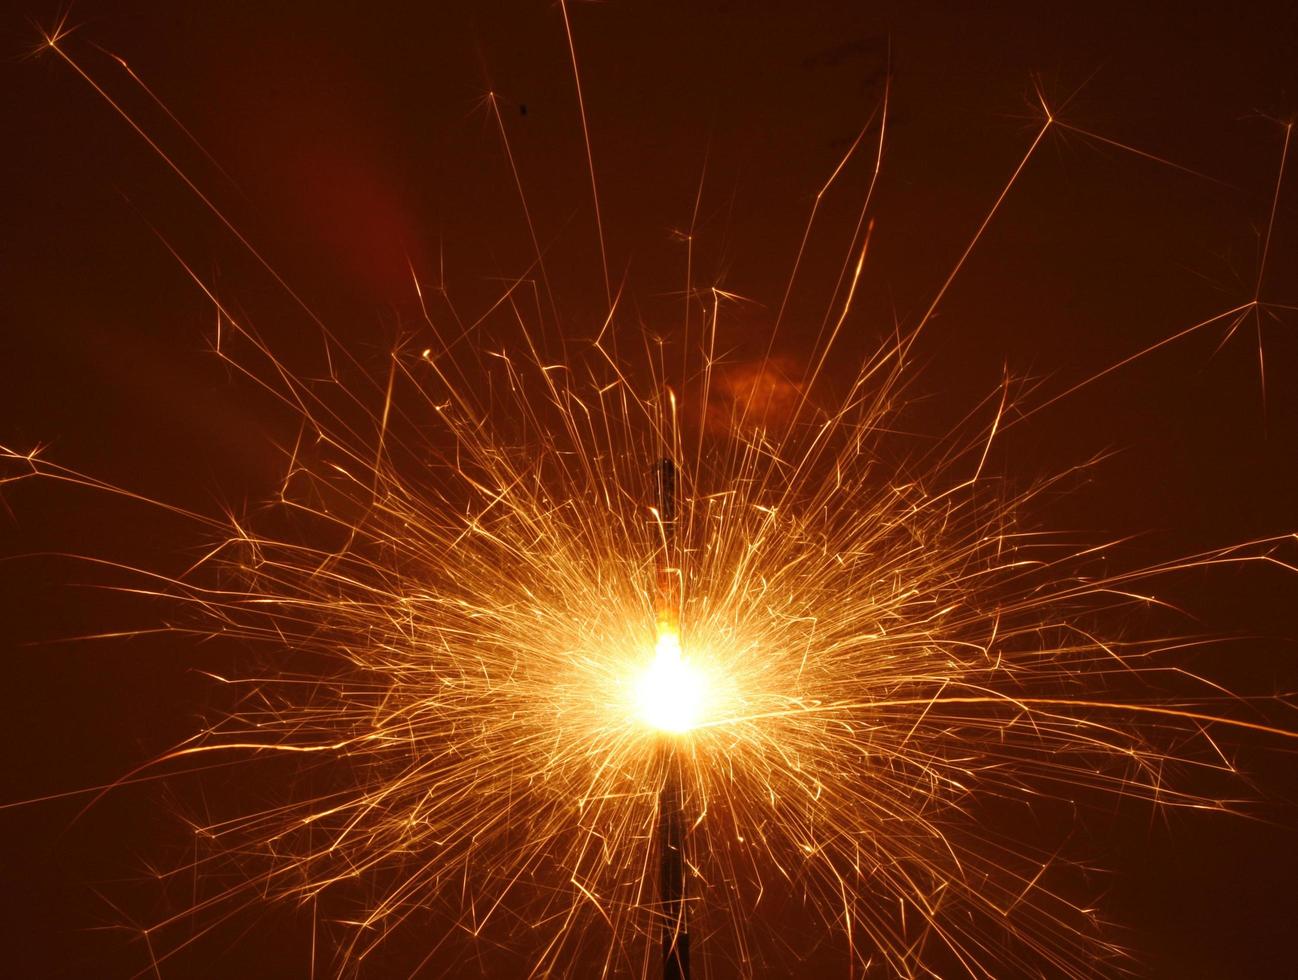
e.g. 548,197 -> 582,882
635,626 -> 704,734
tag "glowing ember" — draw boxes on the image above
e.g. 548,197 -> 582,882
635,627 -> 705,733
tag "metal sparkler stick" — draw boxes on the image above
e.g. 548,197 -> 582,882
654,456 -> 690,980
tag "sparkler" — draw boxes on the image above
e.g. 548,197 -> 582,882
651,455 -> 691,979
4,12 -> 1298,979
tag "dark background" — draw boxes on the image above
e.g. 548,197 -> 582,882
2,2 -> 1297,977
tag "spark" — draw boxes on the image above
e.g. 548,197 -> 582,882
4,17 -> 1297,980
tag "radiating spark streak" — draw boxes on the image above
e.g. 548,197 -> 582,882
681,137 -> 709,371
558,0 -> 612,307
905,115 -> 1053,354
0,447 -> 221,529
702,697 -> 1298,743
771,98 -> 884,338
971,369 -> 1010,485
1251,119 -> 1293,408
41,31 -> 353,380
740,79 -> 890,451
1008,302 -> 1256,429
487,92 -> 562,331
774,224 -> 876,508
1053,119 -> 1240,189
89,42 -> 243,192
796,210 -> 875,397
0,757 -> 266,811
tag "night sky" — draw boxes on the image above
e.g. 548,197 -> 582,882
3,2 -> 1297,977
